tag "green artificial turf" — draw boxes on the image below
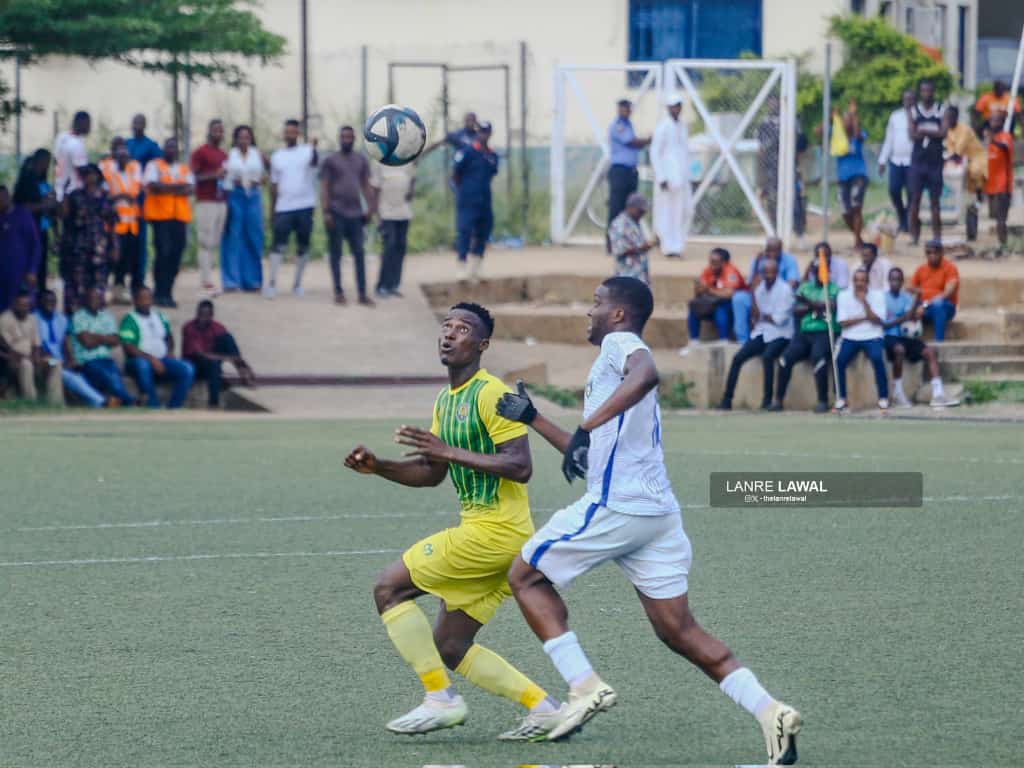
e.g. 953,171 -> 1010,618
1,415 -> 1021,767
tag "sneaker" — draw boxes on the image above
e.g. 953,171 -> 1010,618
262,285 -> 276,300
358,295 -> 376,308
455,261 -> 469,281
202,283 -> 222,298
334,292 -> 347,306
468,257 -> 483,282
546,676 -> 617,742
930,393 -> 961,408
292,285 -> 305,298
497,705 -> 566,742
678,340 -> 702,357
831,399 -> 847,413
893,391 -> 913,409
813,401 -> 828,414
389,288 -> 404,298
878,397 -> 890,412
385,694 -> 468,735
758,700 -> 802,765
375,287 -> 390,299
716,400 -> 732,411
767,402 -> 783,412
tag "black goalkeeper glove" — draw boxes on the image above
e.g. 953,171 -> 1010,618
562,426 -> 590,483
496,379 -> 537,424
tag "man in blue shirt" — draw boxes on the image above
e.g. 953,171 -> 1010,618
34,289 -> 106,408
453,122 -> 499,281
835,104 -> 868,248
607,99 -> 650,243
731,237 -> 800,342
126,113 -> 163,282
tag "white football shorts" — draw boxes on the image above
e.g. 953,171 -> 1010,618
522,497 -> 692,599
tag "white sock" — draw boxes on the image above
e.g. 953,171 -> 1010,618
268,251 -> 283,287
425,686 -> 458,704
293,254 -> 308,289
530,695 -> 560,714
893,378 -> 906,399
719,667 -> 774,719
543,631 -> 594,688
931,377 -> 943,398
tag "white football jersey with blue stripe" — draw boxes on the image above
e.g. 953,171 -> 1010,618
583,332 -> 680,516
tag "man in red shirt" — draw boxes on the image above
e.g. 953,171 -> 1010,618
181,300 -> 254,408
684,247 -> 745,348
190,120 -> 228,296
909,241 -> 959,341
985,109 -> 1014,252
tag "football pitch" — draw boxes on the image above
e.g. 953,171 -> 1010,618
2,414 -> 1021,768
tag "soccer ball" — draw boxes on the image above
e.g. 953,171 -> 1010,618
364,104 -> 426,166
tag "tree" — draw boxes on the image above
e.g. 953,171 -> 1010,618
0,0 -> 286,127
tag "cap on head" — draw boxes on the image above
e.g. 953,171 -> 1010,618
477,121 -> 493,134
665,93 -> 683,107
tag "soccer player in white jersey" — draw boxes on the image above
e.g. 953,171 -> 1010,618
495,277 -> 802,764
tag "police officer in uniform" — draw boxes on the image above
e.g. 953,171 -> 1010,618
453,121 -> 498,282
607,99 -> 650,250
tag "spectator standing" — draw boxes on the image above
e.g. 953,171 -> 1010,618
13,149 -> 56,300
685,247 -> 745,347
143,138 -> 194,308
975,80 -> 1021,132
607,99 -> 649,234
452,121 -> 499,282
119,286 -> 194,408
182,300 -> 256,408
719,258 -> 794,410
267,119 -> 319,298
650,94 -> 691,259
0,290 -> 62,404
321,125 -> 377,306
882,266 -> 959,408
944,106 -> 988,205
907,79 -> 947,245
878,90 -> 915,234
66,286 -> 134,406
834,268 -> 889,412
370,159 -> 415,298
0,184 -> 42,314
35,288 -> 106,408
59,164 -> 117,314
190,119 -> 228,297
770,250 -> 840,413
985,110 -> 1014,253
126,114 -> 164,272
732,237 -> 800,342
858,242 -> 893,292
220,125 -> 265,294
835,102 -> 869,248
909,241 -> 958,342
425,112 -> 479,154
100,137 -> 143,304
608,193 -> 657,283
53,111 -> 90,202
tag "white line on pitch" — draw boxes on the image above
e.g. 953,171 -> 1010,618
667,448 -> 1024,465
0,548 -> 403,569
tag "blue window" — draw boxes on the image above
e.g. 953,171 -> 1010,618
628,0 -> 763,63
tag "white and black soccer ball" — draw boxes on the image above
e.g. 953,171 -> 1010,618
364,104 -> 426,166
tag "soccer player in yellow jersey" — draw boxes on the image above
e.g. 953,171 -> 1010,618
344,302 -> 562,739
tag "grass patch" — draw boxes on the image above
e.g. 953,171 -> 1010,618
963,379 -> 1024,405
659,373 -> 696,409
528,383 -> 581,408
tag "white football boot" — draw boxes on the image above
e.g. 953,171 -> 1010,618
758,700 -> 802,765
385,693 -> 468,735
497,704 -> 567,741
546,676 -> 617,741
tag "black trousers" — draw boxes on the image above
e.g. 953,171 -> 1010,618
377,219 -> 409,292
607,164 -> 639,230
36,229 -> 49,303
114,233 -> 143,289
776,331 -> 832,405
190,333 -> 242,406
151,220 -> 187,301
327,214 -> 366,297
722,336 -> 789,406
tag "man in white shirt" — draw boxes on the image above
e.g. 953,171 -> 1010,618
266,119 -> 319,298
719,258 -> 795,410
53,111 -> 91,202
495,277 -> 802,763
877,90 -> 915,233
370,160 -> 415,298
835,268 -> 889,412
650,94 -> 691,258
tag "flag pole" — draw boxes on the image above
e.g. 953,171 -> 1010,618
817,245 -> 841,406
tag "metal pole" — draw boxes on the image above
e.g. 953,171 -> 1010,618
14,55 -> 22,164
504,64 -> 512,208
360,45 -> 368,127
387,63 -> 394,105
520,41 -> 529,241
172,67 -> 181,147
300,0 -> 309,139
821,41 -> 831,244
184,55 -> 192,157
1006,24 -> 1024,134
442,64 -> 451,201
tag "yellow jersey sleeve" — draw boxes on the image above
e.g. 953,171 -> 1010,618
430,389 -> 443,437
476,377 -> 528,446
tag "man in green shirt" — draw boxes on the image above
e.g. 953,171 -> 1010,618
71,287 -> 136,405
769,252 -> 840,413
119,286 -> 194,408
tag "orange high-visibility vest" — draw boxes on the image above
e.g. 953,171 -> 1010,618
143,159 -> 193,223
101,158 -> 142,235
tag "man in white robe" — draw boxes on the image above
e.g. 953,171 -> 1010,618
651,93 -> 692,258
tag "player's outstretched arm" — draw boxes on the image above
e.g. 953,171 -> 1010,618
496,381 -> 574,454
580,348 -> 660,433
394,427 -> 532,484
343,444 -> 448,488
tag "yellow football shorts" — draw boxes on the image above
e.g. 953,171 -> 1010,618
402,520 -> 528,625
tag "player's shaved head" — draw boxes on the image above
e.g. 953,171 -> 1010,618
601,277 -> 654,332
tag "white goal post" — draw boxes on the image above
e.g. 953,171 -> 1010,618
551,58 -> 798,248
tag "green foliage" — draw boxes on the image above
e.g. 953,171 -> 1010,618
828,15 -> 955,141
659,374 -> 695,409
527,384 -> 582,408
962,379 -> 1024,405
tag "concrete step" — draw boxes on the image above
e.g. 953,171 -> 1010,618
940,356 -> 1024,378
959,373 -> 1024,383
936,341 -> 1024,358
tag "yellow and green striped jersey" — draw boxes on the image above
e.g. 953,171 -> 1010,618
430,369 -> 532,537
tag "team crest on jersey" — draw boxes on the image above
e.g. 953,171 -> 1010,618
585,380 -> 593,399
456,403 -> 470,423
423,543 -> 434,556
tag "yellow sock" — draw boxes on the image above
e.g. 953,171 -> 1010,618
454,644 -> 549,710
380,601 -> 451,693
